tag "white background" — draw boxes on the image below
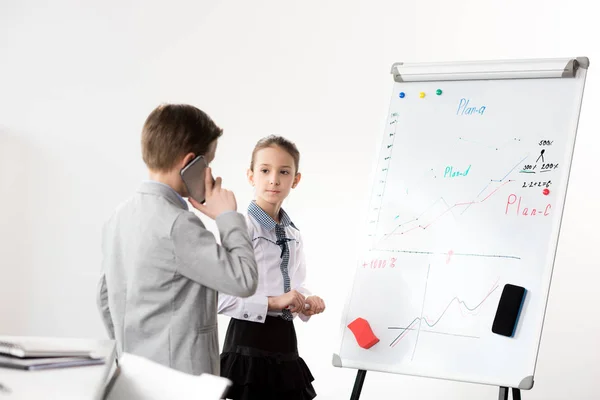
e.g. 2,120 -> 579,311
1,1 -> 598,399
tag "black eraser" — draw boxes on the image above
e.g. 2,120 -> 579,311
492,284 -> 526,337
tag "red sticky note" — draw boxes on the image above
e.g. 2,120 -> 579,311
347,317 -> 379,349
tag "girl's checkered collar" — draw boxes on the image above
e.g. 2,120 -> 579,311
248,201 -> 292,230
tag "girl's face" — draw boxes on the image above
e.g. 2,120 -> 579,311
248,145 -> 301,206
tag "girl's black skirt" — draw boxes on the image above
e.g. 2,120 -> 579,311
220,315 -> 316,400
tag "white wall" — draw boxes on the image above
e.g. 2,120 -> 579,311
1,1 -> 598,399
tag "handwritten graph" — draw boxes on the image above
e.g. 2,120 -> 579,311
374,153 -> 529,247
377,178 -> 515,242
387,264 -> 500,359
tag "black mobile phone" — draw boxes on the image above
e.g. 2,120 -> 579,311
180,155 -> 209,204
492,284 -> 527,337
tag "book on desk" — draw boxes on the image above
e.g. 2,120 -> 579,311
0,337 -> 105,371
0,354 -> 105,370
0,338 -> 98,358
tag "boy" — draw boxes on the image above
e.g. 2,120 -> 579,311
96,104 -> 258,376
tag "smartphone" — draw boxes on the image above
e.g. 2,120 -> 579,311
492,284 -> 527,337
180,155 -> 209,204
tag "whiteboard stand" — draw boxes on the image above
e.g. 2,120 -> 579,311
336,56 -> 590,400
349,369 -> 367,400
347,372 -> 524,400
499,387 -> 521,400
348,371 -> 523,400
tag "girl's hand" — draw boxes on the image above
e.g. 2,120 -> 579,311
268,290 -> 306,313
302,296 -> 325,316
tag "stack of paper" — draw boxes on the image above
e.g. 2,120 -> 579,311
0,337 -> 105,371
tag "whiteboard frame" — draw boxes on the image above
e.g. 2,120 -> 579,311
333,57 -> 589,391
391,57 -> 589,82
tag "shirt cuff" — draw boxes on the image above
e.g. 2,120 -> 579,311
297,286 -> 312,297
239,296 -> 269,323
297,312 -> 311,322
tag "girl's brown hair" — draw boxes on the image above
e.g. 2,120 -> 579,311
250,135 -> 300,173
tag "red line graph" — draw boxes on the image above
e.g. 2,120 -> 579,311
383,180 -> 514,238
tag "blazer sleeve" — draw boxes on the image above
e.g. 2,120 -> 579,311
171,211 -> 259,297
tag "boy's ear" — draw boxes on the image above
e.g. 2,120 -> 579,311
180,152 -> 196,170
292,172 -> 302,188
247,169 -> 255,186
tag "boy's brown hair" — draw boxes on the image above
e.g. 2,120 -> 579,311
250,135 -> 301,174
141,104 -> 223,171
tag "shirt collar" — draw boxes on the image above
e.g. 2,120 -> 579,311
248,201 -> 292,230
141,180 -> 188,210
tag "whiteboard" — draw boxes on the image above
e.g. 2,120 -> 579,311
333,58 -> 589,390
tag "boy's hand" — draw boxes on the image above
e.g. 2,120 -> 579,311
268,290 -> 306,313
190,167 -> 237,219
301,296 -> 325,316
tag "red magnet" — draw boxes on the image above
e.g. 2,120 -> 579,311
347,317 -> 380,349
543,188 -> 550,195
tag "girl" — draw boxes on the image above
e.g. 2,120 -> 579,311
218,135 -> 326,400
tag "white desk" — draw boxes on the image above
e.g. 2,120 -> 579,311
0,336 -> 117,400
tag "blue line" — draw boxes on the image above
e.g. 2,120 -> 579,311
373,248 -> 521,260
422,288 -> 498,329
453,252 -> 521,260
412,264 -> 431,359
495,155 -> 528,182
476,182 -> 491,198
461,155 -> 527,215
389,284 -> 500,346
390,317 -> 420,346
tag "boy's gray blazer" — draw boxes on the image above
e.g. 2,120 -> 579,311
96,181 -> 258,376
